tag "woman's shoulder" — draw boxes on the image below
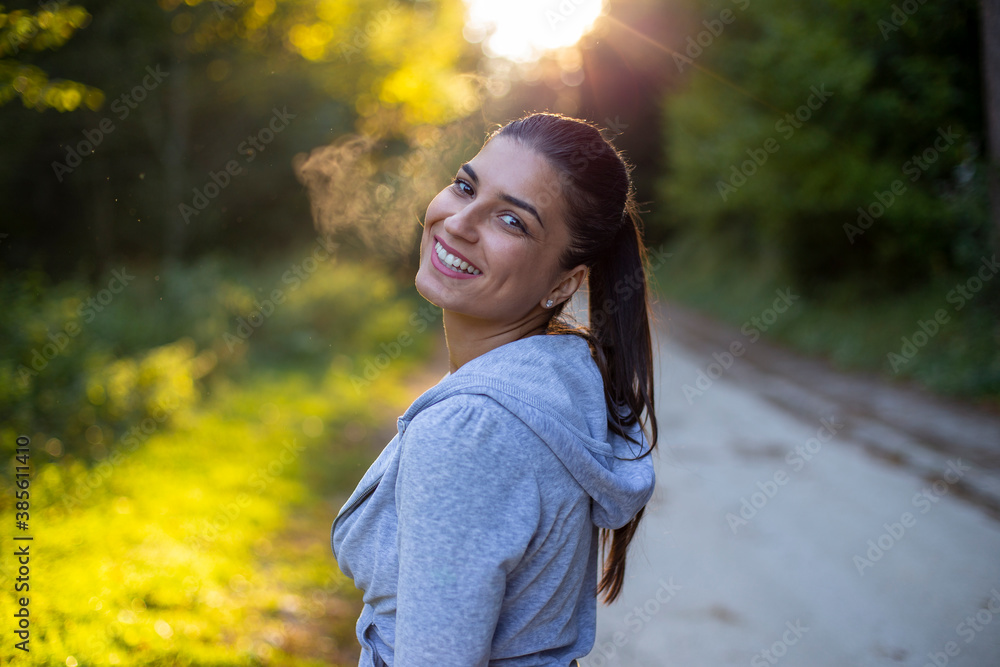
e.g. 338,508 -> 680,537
407,392 -> 532,443
400,393 -> 543,486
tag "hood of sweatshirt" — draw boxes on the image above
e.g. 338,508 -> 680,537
396,333 -> 655,530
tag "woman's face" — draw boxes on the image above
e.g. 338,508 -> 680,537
415,137 -> 581,325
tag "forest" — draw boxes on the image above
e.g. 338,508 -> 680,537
0,0 -> 996,664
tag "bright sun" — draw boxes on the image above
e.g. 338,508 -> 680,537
463,0 -> 606,63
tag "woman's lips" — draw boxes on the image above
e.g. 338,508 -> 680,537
432,236 -> 482,279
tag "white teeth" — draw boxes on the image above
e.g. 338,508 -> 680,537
435,242 -> 481,275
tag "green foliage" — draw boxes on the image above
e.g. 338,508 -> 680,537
0,252 -> 435,664
0,3 -> 90,55
660,0 -> 988,294
0,0 -> 479,276
654,236 -> 1000,400
0,247 -> 434,463
0,2 -> 102,110
0,374 -> 385,665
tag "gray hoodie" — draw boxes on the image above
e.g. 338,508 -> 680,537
332,333 -> 656,666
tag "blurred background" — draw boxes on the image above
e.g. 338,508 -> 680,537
0,0 -> 996,664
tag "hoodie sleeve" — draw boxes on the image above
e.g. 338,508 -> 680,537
394,394 -> 540,666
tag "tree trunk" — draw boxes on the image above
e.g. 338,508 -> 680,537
982,0 -> 1000,256
162,36 -> 191,260
90,155 -> 114,282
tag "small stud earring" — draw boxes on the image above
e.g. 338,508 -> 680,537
545,299 -> 554,308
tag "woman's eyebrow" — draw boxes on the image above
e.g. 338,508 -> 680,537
460,163 -> 544,228
499,194 -> 543,228
460,163 -> 479,185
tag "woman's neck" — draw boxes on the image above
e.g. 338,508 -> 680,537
442,310 -> 550,372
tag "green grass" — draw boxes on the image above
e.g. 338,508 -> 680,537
0,249 -> 437,665
651,235 -> 1000,405
0,370 -> 411,665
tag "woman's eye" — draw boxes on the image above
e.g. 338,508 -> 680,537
500,213 -> 525,232
452,178 -> 474,196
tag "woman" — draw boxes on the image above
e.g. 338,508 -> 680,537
332,112 -> 658,666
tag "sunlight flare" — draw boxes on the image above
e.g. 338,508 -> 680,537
463,0 -> 606,63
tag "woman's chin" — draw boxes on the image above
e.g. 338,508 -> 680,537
414,265 -> 448,309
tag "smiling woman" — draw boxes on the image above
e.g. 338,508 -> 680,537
331,113 -> 658,667
463,0 -> 606,62
415,138 -> 582,336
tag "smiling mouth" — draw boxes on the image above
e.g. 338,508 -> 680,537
434,241 -> 481,275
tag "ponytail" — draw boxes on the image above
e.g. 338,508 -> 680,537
494,113 -> 659,605
583,202 -> 657,604
588,204 -> 655,435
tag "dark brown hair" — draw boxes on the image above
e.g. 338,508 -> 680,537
490,112 -> 658,604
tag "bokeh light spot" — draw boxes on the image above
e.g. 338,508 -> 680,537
302,415 -> 323,437
206,59 -> 231,82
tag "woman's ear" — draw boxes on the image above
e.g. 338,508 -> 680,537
542,264 -> 588,309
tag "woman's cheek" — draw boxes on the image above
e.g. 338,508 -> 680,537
424,188 -> 452,223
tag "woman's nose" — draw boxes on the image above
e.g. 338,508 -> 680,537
443,202 -> 480,242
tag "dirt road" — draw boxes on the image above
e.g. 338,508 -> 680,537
585,304 -> 1000,667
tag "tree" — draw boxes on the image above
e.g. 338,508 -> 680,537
0,1 -> 101,111
0,0 -> 480,274
982,0 -> 1000,255
660,0 -> 987,293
